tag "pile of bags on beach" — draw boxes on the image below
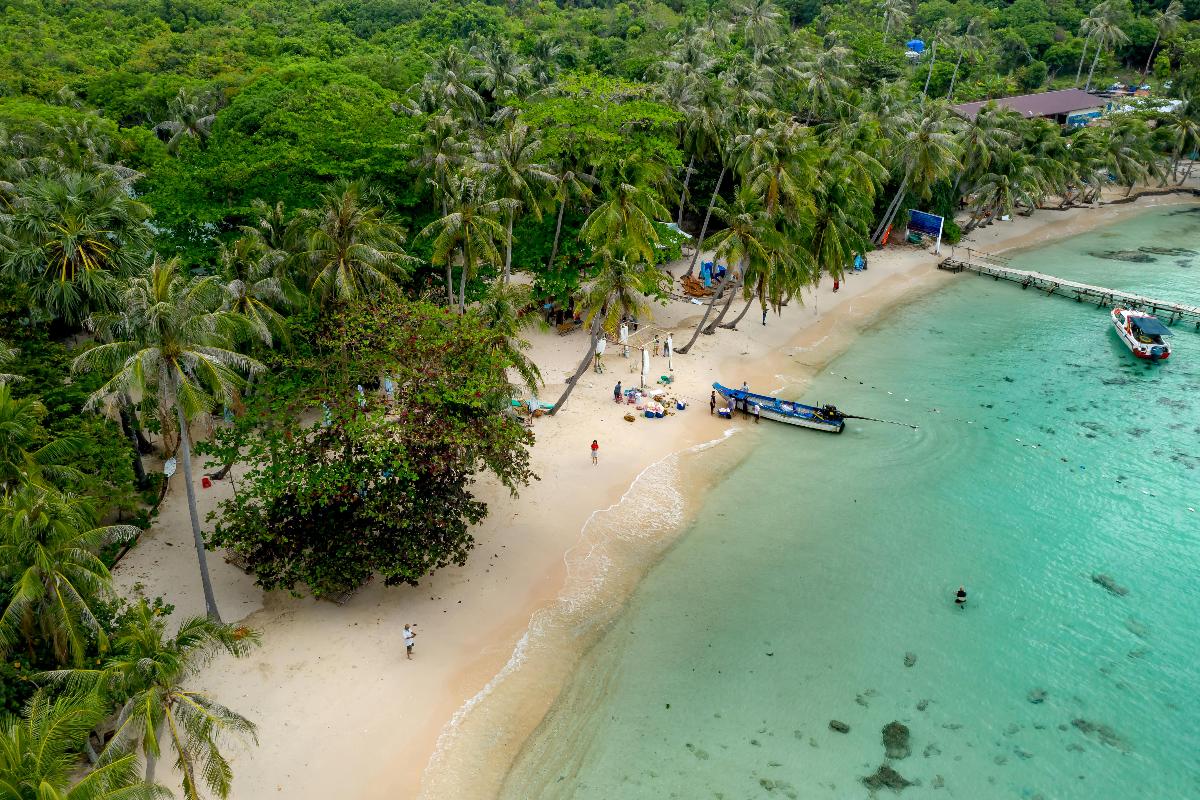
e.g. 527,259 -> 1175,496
622,387 -> 685,421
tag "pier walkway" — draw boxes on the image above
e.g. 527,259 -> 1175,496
938,248 -> 1200,328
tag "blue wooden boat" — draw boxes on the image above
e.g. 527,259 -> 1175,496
713,383 -> 845,433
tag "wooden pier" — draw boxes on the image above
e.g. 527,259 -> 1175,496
938,248 -> 1200,329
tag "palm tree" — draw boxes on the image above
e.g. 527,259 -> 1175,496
295,180 -> 412,305
732,0 -> 783,54
153,89 -> 219,153
1076,0 -> 1118,86
796,47 -> 854,124
409,113 -> 470,220
549,253 -> 668,415
406,45 -> 485,122
1084,15 -> 1129,92
954,103 -> 1021,195
418,176 -> 509,312
945,21 -> 983,102
216,237 -> 291,347
529,36 -> 562,89
1163,98 -> 1200,185
0,385 -> 83,491
0,485 -> 135,665
72,257 -> 265,622
881,0 -> 909,40
473,282 -> 541,395
0,690 -> 169,800
47,599 -> 259,796
473,122 -> 555,284
922,20 -> 956,97
471,39 -> 530,108
964,151 -> 1046,232
579,158 -> 670,265
872,105 -> 961,244
3,172 -> 151,323
545,166 -> 597,274
1144,1 -> 1182,77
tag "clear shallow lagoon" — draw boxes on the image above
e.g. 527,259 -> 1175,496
499,206 -> 1200,799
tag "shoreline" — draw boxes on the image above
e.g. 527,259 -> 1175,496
107,192 -> 1197,799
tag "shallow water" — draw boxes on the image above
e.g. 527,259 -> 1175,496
499,205 -> 1200,799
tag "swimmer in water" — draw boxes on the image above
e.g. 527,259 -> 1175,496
955,585 -> 967,609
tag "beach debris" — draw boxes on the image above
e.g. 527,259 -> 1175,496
904,652 -> 917,668
862,764 -> 915,792
1027,688 -> 1048,704
1091,573 -> 1129,596
829,720 -> 850,734
882,721 -> 911,760
1071,718 -> 1130,752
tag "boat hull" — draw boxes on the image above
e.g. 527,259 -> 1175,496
714,384 -> 845,433
1111,309 -> 1170,361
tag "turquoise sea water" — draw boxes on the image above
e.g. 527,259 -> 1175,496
499,205 -> 1200,799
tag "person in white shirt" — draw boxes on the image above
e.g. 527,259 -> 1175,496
403,623 -> 417,660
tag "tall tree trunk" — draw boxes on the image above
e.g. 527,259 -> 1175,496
1075,35 -> 1090,86
441,199 -> 454,309
677,154 -> 695,227
872,176 -> 908,244
502,210 -> 514,284
946,50 -> 964,100
549,314 -> 602,415
677,276 -> 728,354
720,293 -> 756,330
117,407 -> 149,489
705,273 -> 741,333
1084,43 -> 1102,91
120,392 -> 153,453
175,403 -> 221,622
1143,31 -> 1161,77
547,199 -> 566,273
458,236 -> 473,313
685,165 -> 726,277
923,41 -> 938,96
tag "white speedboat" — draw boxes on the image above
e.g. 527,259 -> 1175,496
1111,307 -> 1171,361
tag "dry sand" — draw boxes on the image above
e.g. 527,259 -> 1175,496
109,190 -> 1198,798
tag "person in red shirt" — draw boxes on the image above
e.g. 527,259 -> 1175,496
591,439 -> 599,465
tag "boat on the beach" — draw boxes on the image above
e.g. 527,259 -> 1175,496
713,382 -> 845,433
1111,307 -> 1171,361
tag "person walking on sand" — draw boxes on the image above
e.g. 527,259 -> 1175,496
710,390 -> 717,415
591,439 -> 599,465
762,306 -> 768,326
614,381 -> 623,404
403,623 -> 417,660
833,278 -> 840,293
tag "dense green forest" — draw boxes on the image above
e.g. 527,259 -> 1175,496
2,0 -> 1199,795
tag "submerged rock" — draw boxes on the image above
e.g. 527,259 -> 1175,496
1027,688 -> 1048,704
1091,573 -> 1129,596
862,764 -> 915,792
882,721 -> 912,760
904,652 -> 918,668
916,699 -> 930,712
1088,249 -> 1156,263
1072,718 -> 1131,752
1139,246 -> 1197,256
829,720 -> 850,734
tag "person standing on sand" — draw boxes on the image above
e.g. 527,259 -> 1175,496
614,381 -> 622,403
833,278 -> 840,293
591,439 -> 599,465
710,391 -> 717,415
753,402 -> 761,423
403,623 -> 417,659
762,307 -> 768,326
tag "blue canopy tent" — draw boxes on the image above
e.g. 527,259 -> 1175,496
906,39 -> 925,53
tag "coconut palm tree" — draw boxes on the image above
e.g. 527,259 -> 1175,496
945,21 -> 983,102
1162,98 -> 1200,185
529,36 -> 562,89
3,172 -> 151,323
72,257 -> 265,622
1144,1 -> 1182,77
964,151 -> 1046,232
418,176 -> 509,312
545,166 -> 597,274
409,113 -> 470,220
46,599 -> 259,796
881,0 -> 909,40
872,105 -> 961,244
1084,14 -> 1129,92
0,485 -> 136,665
216,237 -> 291,347
0,385 -> 83,491
473,282 -> 541,395
796,46 -> 854,124
549,252 -> 668,415
579,157 -> 670,265
153,89 -> 219,154
295,180 -> 412,305
0,690 -> 170,800
473,122 -> 556,284
406,45 -> 485,122
954,103 -> 1021,194
471,39 -> 530,108
922,20 -> 956,97
732,0 -> 783,54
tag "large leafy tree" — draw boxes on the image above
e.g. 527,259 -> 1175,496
0,485 -> 135,666
206,300 -> 534,598
72,257 -> 265,622
46,600 -> 259,797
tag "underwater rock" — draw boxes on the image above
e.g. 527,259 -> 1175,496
862,764 -> 915,792
917,699 -> 930,712
1124,617 -> 1149,638
932,774 -> 945,789
904,652 -> 918,668
1091,573 -> 1129,596
829,720 -> 850,734
1027,688 -> 1048,704
685,743 -> 709,760
923,743 -> 941,758
1072,718 -> 1131,752
856,694 -> 870,707
1138,246 -> 1197,256
1088,249 -> 1156,263
883,721 -> 911,760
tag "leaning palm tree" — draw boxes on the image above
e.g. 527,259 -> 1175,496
72,257 -> 265,622
3,171 -> 151,323
1084,15 -> 1129,92
473,282 -> 541,395
153,89 -> 219,153
549,252 -> 668,415
1144,1 -> 1182,77
0,385 -> 83,491
1162,98 -> 1200,185
0,690 -> 170,800
473,122 -> 556,283
945,21 -> 983,102
46,599 -> 259,797
295,180 -> 413,306
881,0 -> 910,40
0,485 -> 135,665
964,151 -> 1046,232
796,47 -> 854,124
418,176 -> 509,313
921,20 -> 956,97
545,165 -> 597,274
872,105 -> 961,244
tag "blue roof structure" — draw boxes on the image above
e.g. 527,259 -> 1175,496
906,39 -> 925,52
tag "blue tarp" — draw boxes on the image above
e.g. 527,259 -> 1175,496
906,39 -> 925,53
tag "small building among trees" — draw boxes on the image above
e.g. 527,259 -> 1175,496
952,89 -> 1105,127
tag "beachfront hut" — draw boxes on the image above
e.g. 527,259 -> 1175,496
951,89 -> 1105,127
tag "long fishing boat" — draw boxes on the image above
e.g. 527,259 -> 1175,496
713,382 -> 845,433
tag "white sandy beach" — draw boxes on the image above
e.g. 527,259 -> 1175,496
108,189 -> 1199,798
